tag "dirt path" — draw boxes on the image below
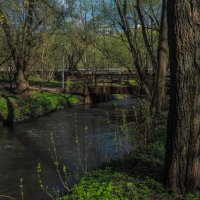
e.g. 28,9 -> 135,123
0,83 -> 65,94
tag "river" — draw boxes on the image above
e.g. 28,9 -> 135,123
0,99 -> 136,200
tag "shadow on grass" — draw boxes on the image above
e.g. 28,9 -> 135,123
1,94 -> 15,126
106,151 -> 164,182
6,96 -> 14,125
102,129 -> 166,183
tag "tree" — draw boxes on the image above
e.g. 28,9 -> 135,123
0,0 -> 62,91
96,35 -> 133,70
114,0 -> 159,98
0,0 -> 35,90
164,0 -> 200,194
151,0 -> 168,114
37,33 -> 60,82
114,0 -> 169,114
65,26 -> 89,73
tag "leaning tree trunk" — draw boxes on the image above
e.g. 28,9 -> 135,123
164,0 -> 200,195
15,66 -> 29,91
151,0 -> 168,114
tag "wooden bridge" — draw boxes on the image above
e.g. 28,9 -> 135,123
56,70 -> 143,99
62,71 -> 141,96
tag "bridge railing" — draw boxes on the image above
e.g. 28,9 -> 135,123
63,72 -> 139,87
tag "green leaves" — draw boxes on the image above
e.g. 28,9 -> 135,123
68,168 -> 168,200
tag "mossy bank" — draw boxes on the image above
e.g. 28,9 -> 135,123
0,87 -> 134,126
0,89 -> 81,125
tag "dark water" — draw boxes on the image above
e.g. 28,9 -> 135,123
0,99 -> 136,200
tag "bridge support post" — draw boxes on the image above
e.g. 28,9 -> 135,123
84,95 -> 92,104
103,79 -> 106,94
120,72 -> 122,94
65,75 -> 70,93
83,85 -> 89,96
83,85 -> 92,104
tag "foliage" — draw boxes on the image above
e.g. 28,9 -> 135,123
96,35 -> 133,69
59,168 -> 169,200
0,0 -> 63,90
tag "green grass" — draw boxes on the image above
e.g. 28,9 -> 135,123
0,89 -> 80,124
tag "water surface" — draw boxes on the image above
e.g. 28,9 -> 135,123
0,99 -> 135,200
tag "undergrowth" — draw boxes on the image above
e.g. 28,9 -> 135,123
58,126 -> 200,200
61,169 -> 169,200
58,127 -> 170,200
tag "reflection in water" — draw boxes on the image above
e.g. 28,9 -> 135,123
0,99 -> 135,200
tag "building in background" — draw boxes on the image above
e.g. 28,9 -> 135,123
97,24 -> 114,36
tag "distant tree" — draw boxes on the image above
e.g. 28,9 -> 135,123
114,0 -> 161,98
96,35 -> 133,70
0,0 -> 62,91
164,0 -> 200,194
37,33 -> 60,82
114,0 -> 169,114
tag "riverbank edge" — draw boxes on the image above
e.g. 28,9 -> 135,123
0,89 -> 133,126
0,90 -> 82,126
59,126 -> 199,200
58,126 -> 168,200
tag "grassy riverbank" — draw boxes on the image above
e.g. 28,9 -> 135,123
59,126 -> 199,200
0,85 -> 134,125
0,88 -> 80,125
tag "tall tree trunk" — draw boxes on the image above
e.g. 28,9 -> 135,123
164,0 -> 200,194
151,0 -> 168,114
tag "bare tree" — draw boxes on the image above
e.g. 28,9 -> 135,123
0,0 -> 62,91
115,0 -> 169,114
115,0 -> 154,98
